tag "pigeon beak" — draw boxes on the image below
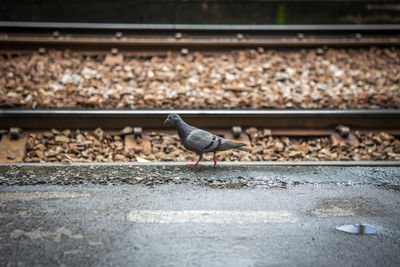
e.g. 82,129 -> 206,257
164,119 -> 170,124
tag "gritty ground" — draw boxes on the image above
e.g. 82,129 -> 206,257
0,164 -> 399,266
0,183 -> 399,267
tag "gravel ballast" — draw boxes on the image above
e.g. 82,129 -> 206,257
22,128 -> 400,163
1,47 -> 399,109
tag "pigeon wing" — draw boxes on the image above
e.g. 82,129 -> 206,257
184,129 -> 220,153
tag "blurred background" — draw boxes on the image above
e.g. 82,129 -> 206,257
1,0 -> 400,24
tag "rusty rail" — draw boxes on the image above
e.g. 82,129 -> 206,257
0,22 -> 399,51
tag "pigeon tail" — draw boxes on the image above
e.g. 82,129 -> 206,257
237,146 -> 251,152
218,141 -> 250,152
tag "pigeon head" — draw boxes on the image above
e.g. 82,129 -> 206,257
164,113 -> 182,125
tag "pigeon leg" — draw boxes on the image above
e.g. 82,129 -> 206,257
188,154 -> 202,166
213,152 -> 217,167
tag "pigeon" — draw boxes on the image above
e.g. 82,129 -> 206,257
164,113 -> 250,166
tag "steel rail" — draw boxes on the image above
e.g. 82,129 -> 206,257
1,109 -> 399,130
1,22 -> 400,31
0,22 -> 399,49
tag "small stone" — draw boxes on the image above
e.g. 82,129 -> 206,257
45,149 -> 60,157
51,129 -> 61,135
43,131 -> 53,138
316,48 -> 324,55
168,150 -> 182,157
288,151 -> 302,158
136,156 -> 150,162
274,142 -> 285,152
246,127 -> 258,135
94,128 -> 104,140
26,138 -> 35,149
388,152 -> 400,158
121,126 -> 133,135
104,53 -> 123,65
55,135 -> 70,144
35,150 -> 45,158
62,129 -> 71,136
114,154 -> 126,161
7,154 -> 16,160
143,95 -> 156,102
6,92 -> 18,98
262,129 -> 272,137
76,134 -> 86,143
9,128 -> 22,140
336,125 -> 350,138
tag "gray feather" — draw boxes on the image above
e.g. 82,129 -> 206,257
166,113 -> 250,154
217,140 -> 250,152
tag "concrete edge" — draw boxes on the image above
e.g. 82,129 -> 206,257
1,161 -> 400,167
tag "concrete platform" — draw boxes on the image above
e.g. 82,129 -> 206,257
0,162 -> 399,266
0,184 -> 400,266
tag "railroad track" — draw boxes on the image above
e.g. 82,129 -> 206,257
1,109 -> 399,132
0,22 -> 399,51
0,23 -> 399,164
0,109 -> 399,163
